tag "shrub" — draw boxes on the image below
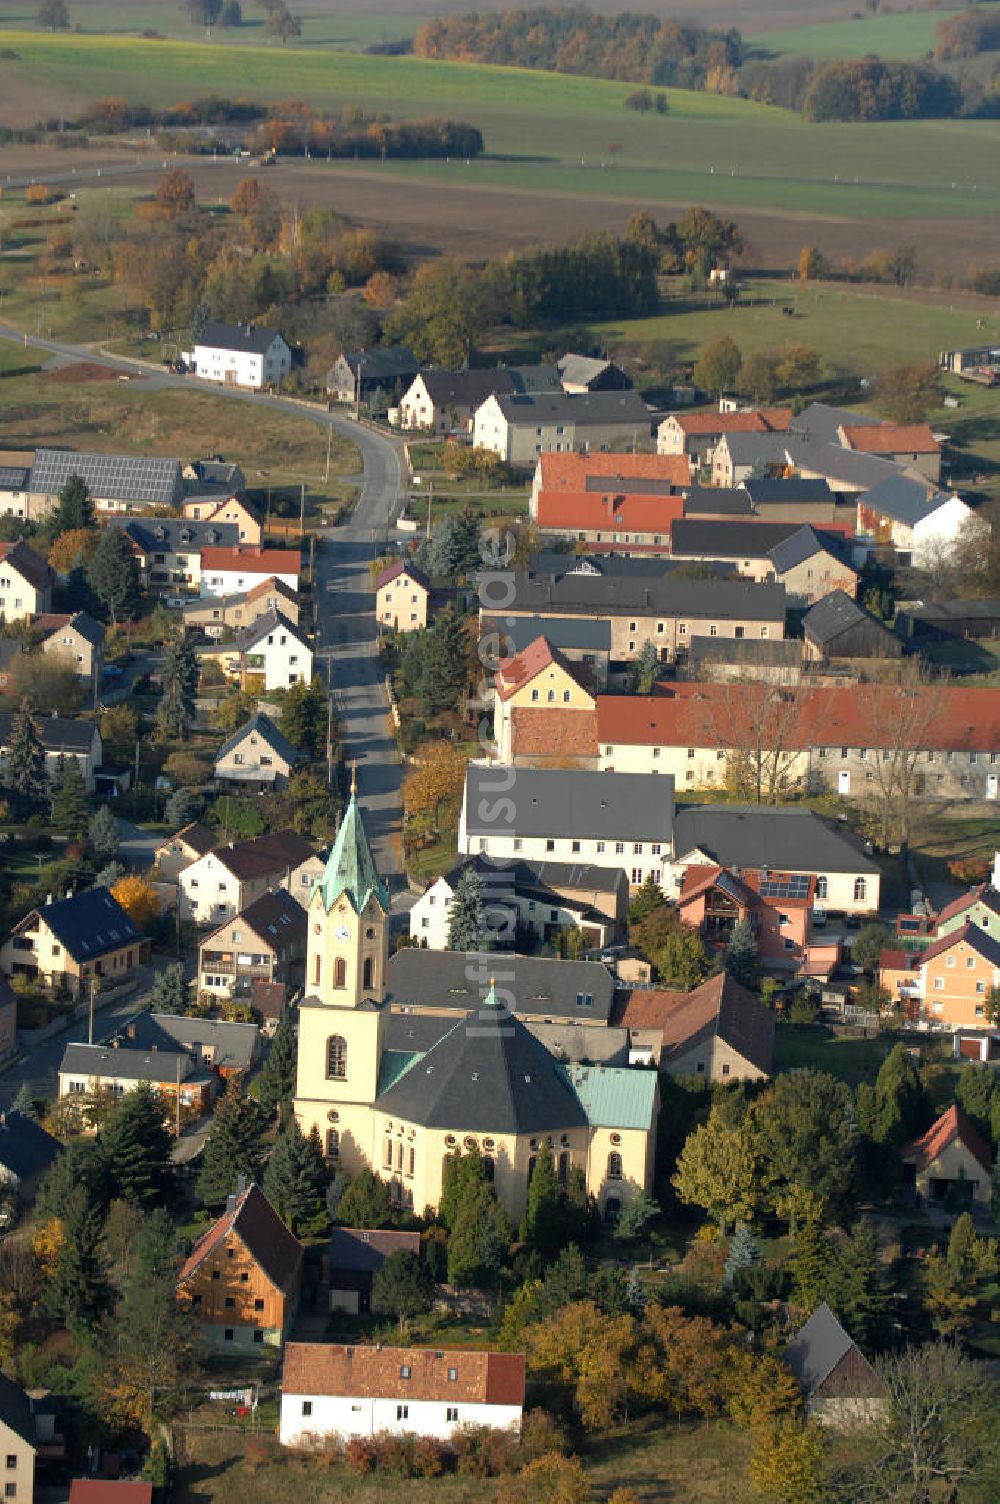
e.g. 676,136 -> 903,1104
453,1424 -> 519,1477
25,185 -> 54,204
518,1408 -> 568,1463
344,1436 -> 378,1475
376,1433 -> 418,1476
412,1436 -> 447,1477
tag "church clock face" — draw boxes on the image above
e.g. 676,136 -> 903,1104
335,925 -> 351,940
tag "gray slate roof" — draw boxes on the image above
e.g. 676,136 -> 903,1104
671,519 -> 799,558
717,432 -> 794,465
683,486 -> 753,516
788,403 -> 881,445
742,477 -> 834,506
112,1009 -> 259,1070
792,440 -> 902,491
802,589 -> 891,647
0,713 -> 98,756
374,997 -> 591,1135
198,321 -> 285,356
203,887 -> 306,954
861,473 -> 941,526
232,608 -> 309,655
418,365 -> 561,409
557,353 -> 626,388
63,611 -> 106,648
688,636 -> 803,668
215,712 -> 303,769
509,570 -> 786,621
903,597 -> 1000,624
784,1302 -> 870,1395
60,1040 -> 196,1085
492,389 -> 651,426
30,448 -> 183,505
336,347 -> 418,382
25,887 -> 141,962
464,765 -> 675,844
0,1111 -> 62,1182
120,517 -> 239,553
0,1373 -> 35,1447
386,947 -> 617,1024
489,614 -> 612,655
769,525 -> 848,574
674,804 -> 879,874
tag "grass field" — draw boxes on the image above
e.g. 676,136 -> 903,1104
0,31 -> 998,225
750,9 -> 955,61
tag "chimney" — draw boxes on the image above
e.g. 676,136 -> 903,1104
127,1023 -> 136,1040
226,1192 -> 238,1217
236,1173 -> 248,1197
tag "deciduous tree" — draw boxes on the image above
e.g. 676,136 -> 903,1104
88,803 -> 120,863
673,1112 -> 762,1234
154,168 -> 196,217
403,742 -> 467,837
371,1249 -> 435,1331
693,335 -> 742,397
750,1069 -> 858,1228
110,875 -> 160,931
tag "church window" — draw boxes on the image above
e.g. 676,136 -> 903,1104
558,1152 -> 569,1185
407,1147 -> 415,1177
527,1156 -> 537,1186
396,1141 -> 404,1171
326,1035 -> 347,1079
483,1155 -> 494,1182
607,1152 -> 623,1181
313,955 -> 320,987
363,956 -> 374,991
333,957 -> 347,989
385,1140 -> 394,1168
366,927 -> 376,939
326,1129 -> 339,1159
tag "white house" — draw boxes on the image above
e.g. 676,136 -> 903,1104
0,541 -> 52,621
473,390 -> 652,467
279,1342 -> 525,1447
177,829 -> 322,924
200,547 -> 301,597
185,321 -> 292,391
230,609 -> 313,691
459,764 -> 675,888
0,714 -> 102,791
409,856 -> 625,951
911,495 -> 977,569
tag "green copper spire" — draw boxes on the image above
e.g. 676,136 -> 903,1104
317,766 -> 389,914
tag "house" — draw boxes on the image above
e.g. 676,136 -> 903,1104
327,347 -> 419,406
408,854 -> 628,951
499,564 -> 788,664
672,804 -> 881,914
683,485 -> 754,517
0,975 -> 15,1061
37,612 -> 105,686
789,402 -> 882,447
278,1343 -> 525,1446
328,1227 -> 422,1314
784,1303 -> 884,1426
793,440 -> 905,497
182,577 -> 301,639
398,365 -> 560,435
209,610 -> 313,692
740,477 -> 841,524
898,597 -> 1000,643
483,614 -> 612,690
557,353 -> 633,393
177,1182 -> 304,1350
200,546 -> 301,597
152,821 -> 217,882
473,390 -> 652,467
214,712 -> 304,791
117,517 -> 239,595
182,456 -> 247,497
711,432 -> 794,489
0,1111 -> 62,1201
293,786 -> 658,1220
251,979 -> 288,1031
69,1484 -> 153,1504
856,476 -> 973,564
669,518 -> 809,582
493,636 -> 596,764
906,922 -> 1000,1029
0,456 -> 36,521
838,423 -> 941,483
376,561 -> 432,632
679,864 -> 840,978
685,636 -> 804,685
199,888 -> 307,998
180,494 -> 263,545
178,829 -> 322,923
0,1373 -> 38,1504
531,450 -> 692,504
185,321 -> 292,391
0,714 -> 102,791
614,972 -> 775,1080
657,407 -> 793,469
801,591 -> 902,662
0,542 -> 52,621
109,1009 -> 259,1075
938,344 -> 1000,379
0,888 -> 148,999
386,947 -> 617,1029
57,1039 -> 217,1117
902,1103 -> 993,1206
532,488 -> 685,552
768,526 -> 859,606
25,448 -> 184,515
934,873 -> 1000,940
459,764 -> 674,887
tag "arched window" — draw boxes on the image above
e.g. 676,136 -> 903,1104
313,954 -> 320,987
326,1035 -> 347,1079
333,956 -> 347,989
483,1155 -> 495,1183
385,1139 -> 394,1168
326,1129 -> 340,1160
363,956 -> 374,991
527,1155 -> 537,1187
408,1146 -> 415,1177
604,1197 -> 621,1225
396,1141 -> 404,1171
558,1151 -> 569,1186
607,1151 -> 623,1181
853,877 -> 867,903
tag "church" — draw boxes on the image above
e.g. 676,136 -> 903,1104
293,780 -> 659,1223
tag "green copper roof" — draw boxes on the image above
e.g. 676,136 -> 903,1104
317,787 -> 389,915
561,1063 -> 658,1131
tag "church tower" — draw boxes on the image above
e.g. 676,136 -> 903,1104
294,774 -> 390,1160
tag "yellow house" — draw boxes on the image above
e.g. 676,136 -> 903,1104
294,775 -> 658,1223
902,1104 -> 993,1207
493,636 -> 596,763
376,561 -> 431,633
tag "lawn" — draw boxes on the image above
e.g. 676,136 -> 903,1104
0,31 -> 997,223
750,9 -> 958,61
772,1023 -> 903,1084
0,354 -> 361,499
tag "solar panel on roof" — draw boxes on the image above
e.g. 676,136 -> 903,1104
31,449 -> 182,505
759,875 -> 811,899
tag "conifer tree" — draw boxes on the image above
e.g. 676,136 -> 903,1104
446,868 -> 489,952
724,915 -> 760,990
165,787 -> 198,830
3,700 -> 46,813
148,962 -> 189,1015
46,1184 -> 108,1332
521,1151 -> 562,1261
263,1118 -> 330,1235
790,1220 -> 833,1310
195,1083 -> 267,1209
335,1168 -> 393,1229
87,526 -> 141,626
155,633 -> 199,740
870,1043 -> 930,1145
257,1011 -> 296,1120
834,1219 -> 887,1349
52,473 -> 94,535
88,803 -> 121,863
100,1084 -> 174,1208
447,1183 -> 511,1288
416,605 -> 468,715
724,1225 -> 761,1287
50,754 -> 89,834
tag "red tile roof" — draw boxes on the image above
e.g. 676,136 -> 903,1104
510,706 -> 599,760
538,453 -> 691,490
282,1343 -> 525,1406
70,1484 -> 153,1504
903,1104 -> 993,1177
245,575 -> 299,605
916,921 -> 1000,970
535,489 -> 684,533
201,547 -> 301,576
376,559 -> 431,592
177,1183 -> 303,1293
933,885 -> 1000,928
495,635 -> 592,702
879,949 -> 918,972
615,973 -> 774,1075
29,613 -> 72,633
672,408 -> 793,437
841,424 -> 939,455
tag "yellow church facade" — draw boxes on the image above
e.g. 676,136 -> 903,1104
294,785 -> 658,1223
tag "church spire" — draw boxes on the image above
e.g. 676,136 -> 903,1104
317,776 -> 389,914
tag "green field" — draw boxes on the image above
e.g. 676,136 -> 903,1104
751,9 -> 954,61
0,2 -> 428,50
0,30 -> 999,223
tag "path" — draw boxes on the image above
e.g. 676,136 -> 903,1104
0,320 -> 409,882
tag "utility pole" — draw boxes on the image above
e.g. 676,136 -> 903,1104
299,483 -> 306,540
87,975 -> 96,1045
426,480 -> 433,541
265,488 -> 272,541
175,1053 -> 181,1140
134,738 -> 140,790
324,423 -> 333,484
